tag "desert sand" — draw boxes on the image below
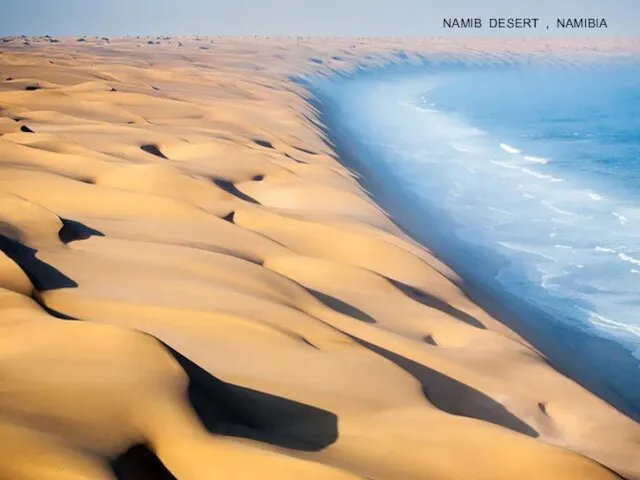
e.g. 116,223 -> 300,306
0,35 -> 639,479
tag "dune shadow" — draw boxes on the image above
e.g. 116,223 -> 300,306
284,152 -> 306,164
308,288 -> 376,324
164,345 -> 339,451
390,278 -> 486,329
293,145 -> 319,155
111,343 -> 342,478
141,144 -> 168,159
222,211 -> 236,224
253,139 -> 274,149
111,445 -> 177,480
212,178 -> 259,204
58,218 -> 105,244
423,335 -> 437,346
0,233 -> 77,291
37,301 -> 79,321
350,334 -> 538,437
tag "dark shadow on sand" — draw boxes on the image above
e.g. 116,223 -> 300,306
222,211 -> 236,224
111,445 -> 177,480
58,218 -> 105,244
253,138 -> 275,149
0,234 -> 340,476
37,302 -> 79,321
348,334 -> 538,437
111,344 -> 341,479
141,144 -> 168,159
284,152 -> 306,163
0,233 -> 77,291
389,279 -> 486,329
293,145 -> 319,155
212,178 -> 260,204
308,288 -> 376,324
166,345 -> 339,451
1,220 -> 103,314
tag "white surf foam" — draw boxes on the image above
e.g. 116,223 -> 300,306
498,242 -> 556,262
500,143 -> 520,154
490,160 -> 518,170
524,155 -> 549,164
520,167 -> 565,183
488,206 -> 510,215
613,212 -> 629,225
618,253 -> 640,267
583,309 -> 640,338
593,248 -> 640,267
542,202 -> 579,217
315,72 -> 640,360
450,142 -> 474,153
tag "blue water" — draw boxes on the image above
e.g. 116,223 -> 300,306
308,58 -> 640,416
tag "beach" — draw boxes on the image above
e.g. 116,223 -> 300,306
0,36 -> 639,479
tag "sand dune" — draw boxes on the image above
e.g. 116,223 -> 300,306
1,36 -> 639,479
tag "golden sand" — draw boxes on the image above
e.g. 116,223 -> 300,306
0,36 -> 639,479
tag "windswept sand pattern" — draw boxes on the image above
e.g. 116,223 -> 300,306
1,37 -> 640,480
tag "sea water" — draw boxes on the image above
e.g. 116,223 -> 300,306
309,57 -> 640,415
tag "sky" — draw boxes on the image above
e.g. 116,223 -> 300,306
0,0 -> 638,37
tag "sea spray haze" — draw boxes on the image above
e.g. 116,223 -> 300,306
309,57 -> 640,417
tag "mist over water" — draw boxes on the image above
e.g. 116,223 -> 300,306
308,58 -> 640,416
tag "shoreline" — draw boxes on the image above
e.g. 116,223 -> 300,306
306,65 -> 640,421
1,37 -> 639,479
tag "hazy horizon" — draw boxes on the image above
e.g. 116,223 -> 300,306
1,0 -> 638,37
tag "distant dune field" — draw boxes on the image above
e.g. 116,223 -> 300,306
0,36 -> 639,480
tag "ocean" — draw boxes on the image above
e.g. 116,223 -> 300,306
309,56 -> 640,417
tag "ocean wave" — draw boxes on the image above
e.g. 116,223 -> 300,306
322,67 -> 640,364
490,159 -> 518,170
450,142 -> 474,153
499,143 -> 520,154
520,167 -> 565,183
583,309 -> 640,339
612,212 -> 629,225
542,201 -> 579,216
467,127 -> 487,136
594,247 -> 640,267
523,155 -> 549,164
488,206 -> 510,215
401,101 -> 436,113
315,63 -> 640,407
498,242 -> 556,262
618,252 -> 640,266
